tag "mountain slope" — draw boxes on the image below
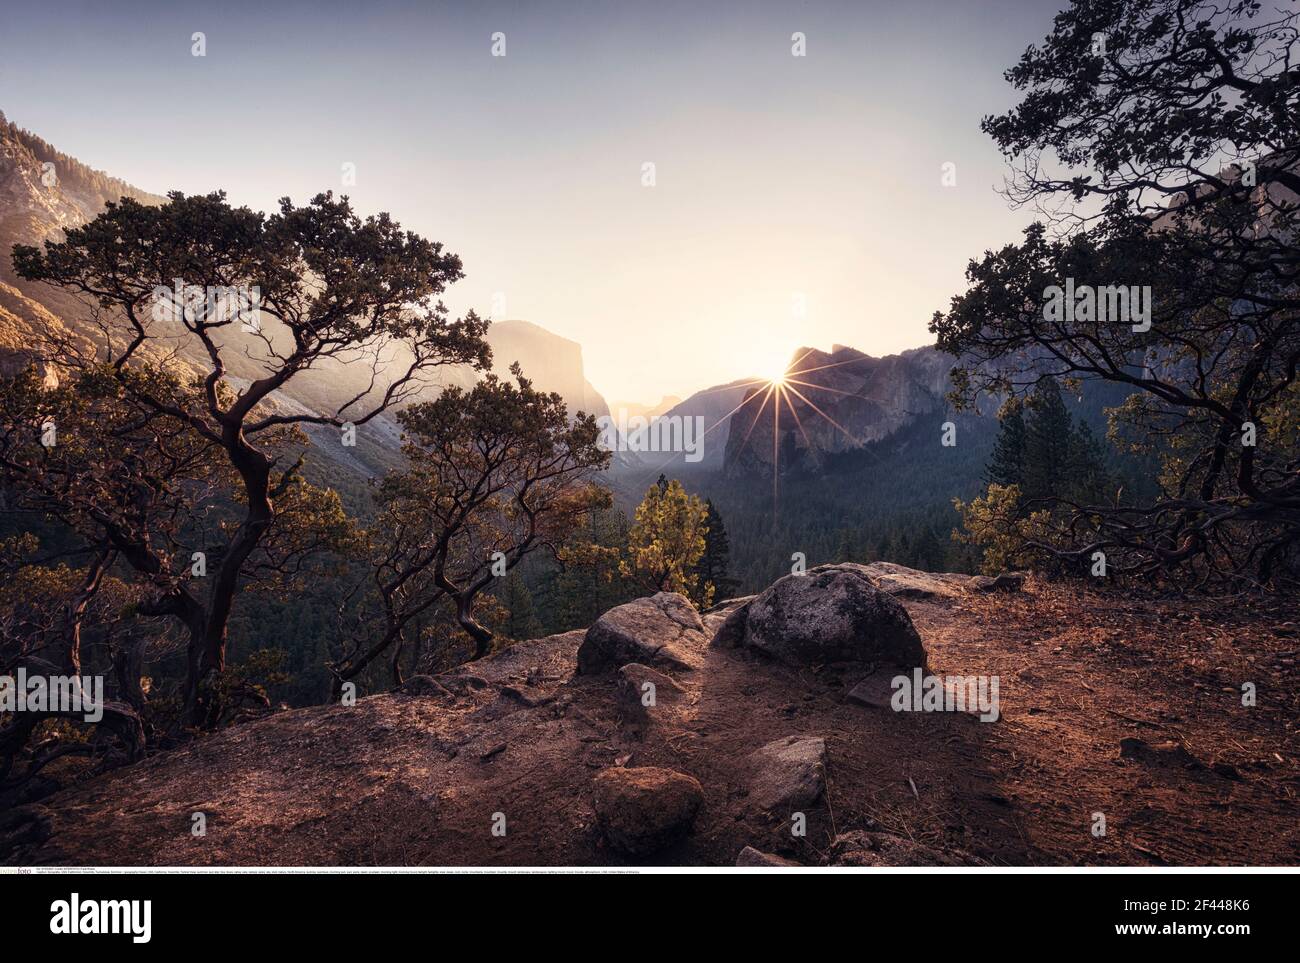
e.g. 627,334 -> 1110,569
723,344 -> 956,477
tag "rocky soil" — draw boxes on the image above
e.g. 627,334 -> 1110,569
3,562 -> 1297,867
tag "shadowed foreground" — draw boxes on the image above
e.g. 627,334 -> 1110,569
4,567 -> 1298,867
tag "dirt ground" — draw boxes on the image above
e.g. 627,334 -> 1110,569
5,579 -> 1299,867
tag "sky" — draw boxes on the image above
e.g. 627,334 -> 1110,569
0,0 -> 1062,403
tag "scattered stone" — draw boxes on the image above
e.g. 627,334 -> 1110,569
749,736 -> 827,811
592,767 -> 703,857
829,830 -> 987,867
577,593 -> 707,674
736,846 -> 799,867
479,742 -> 507,763
849,561 -> 971,600
739,568 -> 927,668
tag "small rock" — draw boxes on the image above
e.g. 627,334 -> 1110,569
968,572 -> 1025,593
736,846 -> 799,867
749,736 -> 827,811
592,767 -> 704,857
846,672 -> 898,710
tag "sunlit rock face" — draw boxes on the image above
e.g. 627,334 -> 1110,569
722,344 -> 951,477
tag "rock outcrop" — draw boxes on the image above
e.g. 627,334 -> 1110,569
592,767 -> 704,857
577,593 -> 708,674
715,567 -> 927,669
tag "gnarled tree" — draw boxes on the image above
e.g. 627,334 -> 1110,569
12,191 -> 490,722
329,367 -> 610,695
931,0 -> 1300,587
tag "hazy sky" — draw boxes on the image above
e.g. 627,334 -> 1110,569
1,0 -> 1060,402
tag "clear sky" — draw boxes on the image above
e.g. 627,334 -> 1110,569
1,0 -> 1061,403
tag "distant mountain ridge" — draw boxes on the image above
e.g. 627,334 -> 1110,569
722,344 -> 955,477
0,110 -> 985,493
0,111 -> 608,473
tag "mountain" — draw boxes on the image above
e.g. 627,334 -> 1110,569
722,344 -> 954,477
479,319 -> 609,420
0,112 -> 608,472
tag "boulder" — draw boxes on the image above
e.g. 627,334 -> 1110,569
738,568 -> 927,669
829,830 -> 986,867
736,846 -> 800,867
616,663 -> 685,725
577,593 -> 707,674
592,767 -> 703,857
749,736 -> 827,811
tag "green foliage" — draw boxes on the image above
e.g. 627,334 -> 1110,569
932,0 -> 1300,587
625,476 -> 712,607
694,499 -> 739,602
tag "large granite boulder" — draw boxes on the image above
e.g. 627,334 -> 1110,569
721,568 -> 926,669
577,593 -> 707,674
592,767 -> 704,857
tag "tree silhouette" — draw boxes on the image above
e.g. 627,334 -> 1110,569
329,367 -> 610,694
12,191 -> 491,722
932,0 -> 1300,586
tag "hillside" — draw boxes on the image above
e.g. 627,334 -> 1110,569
4,564 -> 1296,867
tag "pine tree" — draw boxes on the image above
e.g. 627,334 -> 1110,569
500,571 -> 543,641
1022,380 -> 1075,502
986,398 -> 1027,488
625,478 -> 711,607
694,499 -> 740,602
1066,420 -> 1112,504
